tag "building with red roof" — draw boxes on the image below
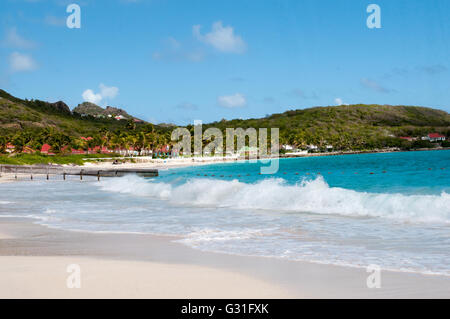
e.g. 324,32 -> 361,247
40,144 -> 56,155
40,144 -> 51,154
426,133 -> 446,142
5,143 -> 15,153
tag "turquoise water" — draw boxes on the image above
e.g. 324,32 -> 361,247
0,150 -> 449,275
160,150 -> 450,195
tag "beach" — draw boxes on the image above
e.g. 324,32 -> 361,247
1,151 -> 450,298
1,218 -> 449,299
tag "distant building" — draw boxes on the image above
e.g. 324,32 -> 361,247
422,133 -> 446,142
40,144 -> 55,155
5,143 -> 15,153
115,115 -> 126,120
285,149 -> 308,156
399,136 -> 414,141
282,144 -> 294,150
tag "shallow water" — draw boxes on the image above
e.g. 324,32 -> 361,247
1,150 -> 449,275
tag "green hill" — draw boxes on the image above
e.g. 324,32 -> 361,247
203,104 -> 450,150
1,89 -> 449,153
0,89 -> 142,136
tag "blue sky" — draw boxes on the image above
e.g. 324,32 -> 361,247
1,0 -> 449,124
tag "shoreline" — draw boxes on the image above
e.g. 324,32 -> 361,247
282,146 -> 450,158
1,148 -> 448,183
1,217 -> 449,298
2,147 -> 449,174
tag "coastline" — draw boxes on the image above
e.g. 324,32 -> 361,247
2,147 -> 449,176
1,218 -> 449,298
1,151 -> 449,298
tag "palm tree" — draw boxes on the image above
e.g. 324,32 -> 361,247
0,136 -> 7,153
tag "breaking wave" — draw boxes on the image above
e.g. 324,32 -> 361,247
99,175 -> 450,224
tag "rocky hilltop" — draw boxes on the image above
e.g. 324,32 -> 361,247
73,102 -> 135,119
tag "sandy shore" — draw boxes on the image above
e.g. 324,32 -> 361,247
0,256 -> 292,299
0,218 -> 449,298
0,173 -> 18,183
0,219 -> 292,299
0,156 -> 239,182
1,159 -> 449,298
82,156 -> 242,170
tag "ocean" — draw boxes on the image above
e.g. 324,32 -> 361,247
1,150 -> 449,276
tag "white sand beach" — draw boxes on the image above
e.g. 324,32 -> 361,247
0,256 -> 293,299
1,156 -> 450,298
0,219 -> 293,299
0,218 -> 449,298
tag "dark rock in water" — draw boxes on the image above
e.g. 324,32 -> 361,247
50,101 -> 71,114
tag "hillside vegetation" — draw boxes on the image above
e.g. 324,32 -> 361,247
1,89 -> 449,158
0,89 -> 141,136
203,104 -> 450,150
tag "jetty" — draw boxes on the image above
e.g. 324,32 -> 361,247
0,164 -> 158,180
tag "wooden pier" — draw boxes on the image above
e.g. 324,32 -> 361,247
0,165 -> 158,180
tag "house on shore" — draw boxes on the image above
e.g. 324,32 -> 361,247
422,133 -> 446,142
40,144 -> 55,155
5,143 -> 15,153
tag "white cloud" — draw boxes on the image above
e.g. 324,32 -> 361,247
217,93 -> 247,108
82,89 -> 102,104
99,83 -> 119,99
166,37 -> 181,49
82,83 -> 119,105
3,27 -> 36,49
334,98 -> 348,105
360,78 -> 392,93
9,52 -> 37,72
193,21 -> 246,54
153,37 -> 205,62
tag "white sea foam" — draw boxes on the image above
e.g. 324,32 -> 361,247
99,175 -> 450,224
179,228 -> 269,244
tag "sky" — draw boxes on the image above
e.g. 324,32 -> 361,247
1,0 -> 450,125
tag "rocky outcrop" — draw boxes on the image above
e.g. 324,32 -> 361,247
73,102 -> 104,116
50,101 -> 71,114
